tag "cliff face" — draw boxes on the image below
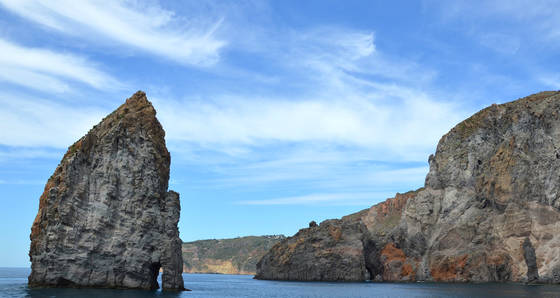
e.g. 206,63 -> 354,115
255,191 -> 418,281
182,236 -> 284,275
256,91 -> 560,283
29,91 -> 185,290
256,219 -> 369,281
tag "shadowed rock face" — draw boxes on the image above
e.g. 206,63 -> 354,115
256,91 -> 560,283
255,190 -> 418,281
29,91 -> 184,290
256,219 -> 369,281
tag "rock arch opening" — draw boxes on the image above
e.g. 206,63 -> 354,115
149,262 -> 162,290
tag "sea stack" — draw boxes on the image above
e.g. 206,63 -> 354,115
28,91 -> 185,290
256,91 -> 560,283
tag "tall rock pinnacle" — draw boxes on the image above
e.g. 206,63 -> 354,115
29,91 -> 185,290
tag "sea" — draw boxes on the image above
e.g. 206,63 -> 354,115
2,268 -> 560,298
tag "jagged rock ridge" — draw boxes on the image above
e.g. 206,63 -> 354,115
29,91 -> 185,290
256,91 -> 560,283
182,235 -> 285,275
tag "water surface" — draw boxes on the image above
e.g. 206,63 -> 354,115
2,267 -> 560,297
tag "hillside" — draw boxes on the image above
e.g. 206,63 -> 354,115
182,235 -> 285,275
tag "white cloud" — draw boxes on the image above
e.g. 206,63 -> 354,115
268,27 -> 437,89
149,24 -> 473,203
145,26 -> 470,198
232,167 -> 427,205
426,0 -> 560,94
0,92 -> 106,148
0,0 -> 226,66
0,11 -> 470,204
0,147 -> 62,161
153,27 -> 467,162
0,179 -> 44,185
539,73 -> 560,89
237,191 -> 396,206
432,0 -> 560,46
157,93 -> 464,163
478,33 -> 521,55
193,154 -> 428,194
0,38 -> 120,92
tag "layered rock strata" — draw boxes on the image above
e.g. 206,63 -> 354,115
29,91 -> 185,290
256,91 -> 560,283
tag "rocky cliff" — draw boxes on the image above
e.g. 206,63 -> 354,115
182,235 -> 284,275
29,91 -> 185,290
256,91 -> 560,283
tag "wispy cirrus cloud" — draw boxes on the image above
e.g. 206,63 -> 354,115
154,27 -> 467,163
0,179 -> 44,185
148,26 -> 468,204
203,156 -> 428,195
0,0 -> 226,66
430,0 -> 560,48
0,92 -> 106,148
0,3 -> 470,207
157,91 -> 463,162
0,38 -> 120,93
172,141 -> 428,191
0,146 -> 62,161
476,0 -> 560,42
539,73 -> 560,89
279,27 -> 437,86
237,191 -> 396,206
424,0 -> 560,94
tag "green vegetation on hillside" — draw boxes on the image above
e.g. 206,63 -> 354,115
182,235 -> 285,275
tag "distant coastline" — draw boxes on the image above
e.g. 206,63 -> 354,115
182,235 -> 285,275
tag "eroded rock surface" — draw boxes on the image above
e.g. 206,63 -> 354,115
29,91 -> 185,290
256,219 -> 368,281
256,91 -> 560,283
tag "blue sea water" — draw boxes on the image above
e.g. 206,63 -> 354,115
2,268 -> 560,297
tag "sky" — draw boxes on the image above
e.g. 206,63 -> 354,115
0,0 -> 559,267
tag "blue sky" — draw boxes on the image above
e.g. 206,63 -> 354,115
1,0 -> 559,267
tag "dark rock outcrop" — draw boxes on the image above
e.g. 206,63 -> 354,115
255,190 -> 417,281
29,91 -> 185,290
256,91 -> 560,283
256,219 -> 369,281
